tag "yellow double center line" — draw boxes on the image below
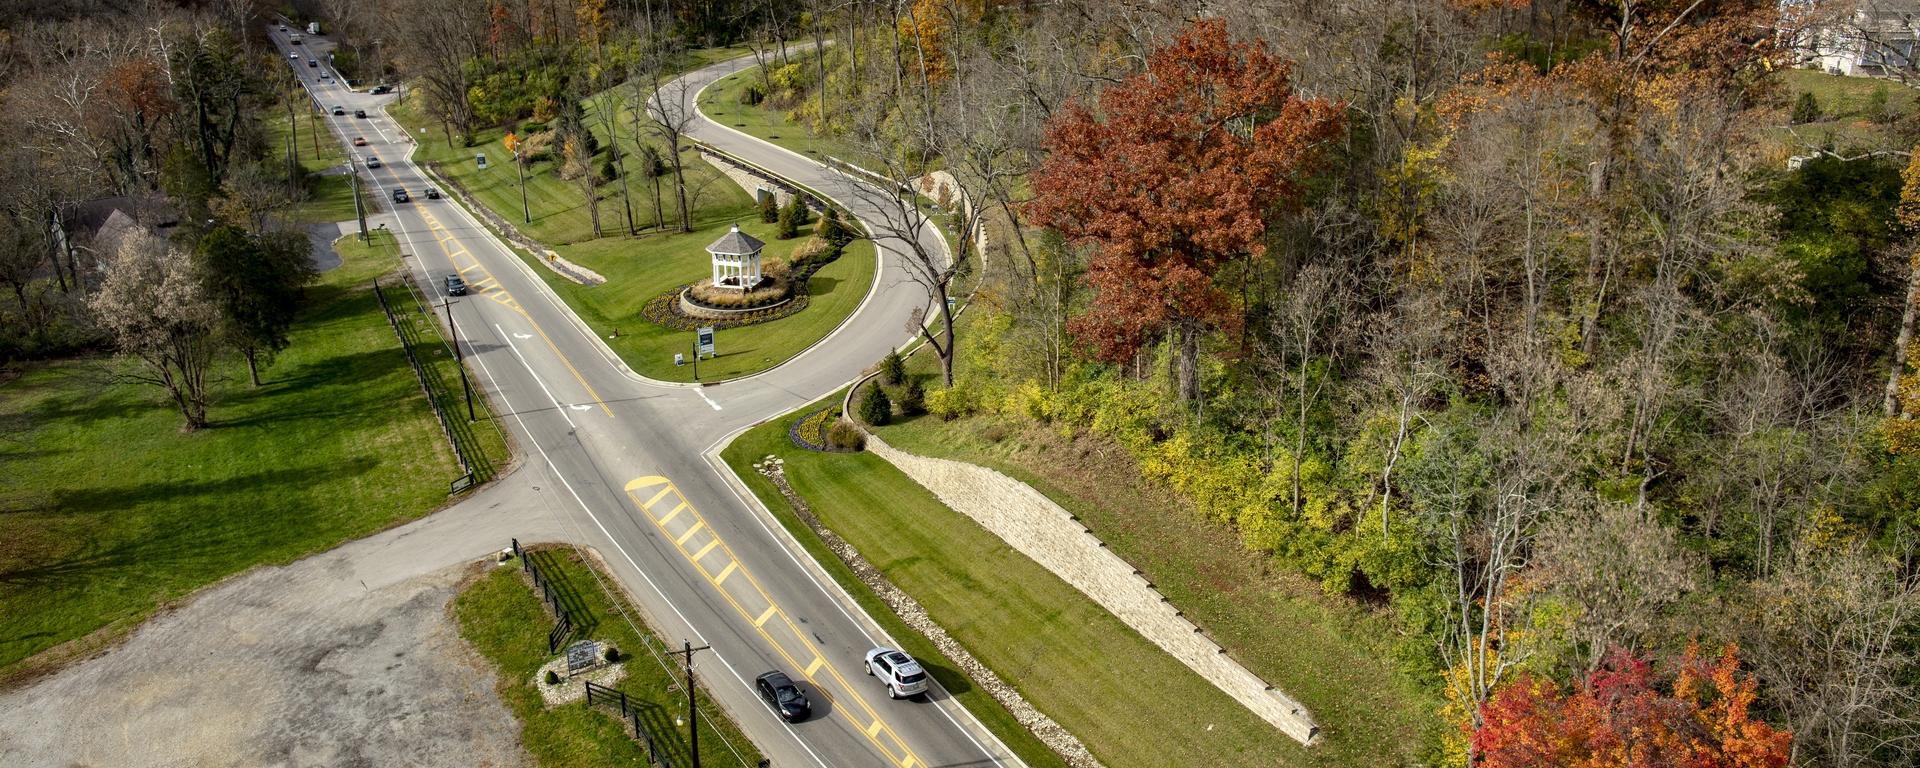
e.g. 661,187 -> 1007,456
412,206 -> 612,417
625,475 -> 927,768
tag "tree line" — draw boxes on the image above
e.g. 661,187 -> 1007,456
720,1 -> 1920,765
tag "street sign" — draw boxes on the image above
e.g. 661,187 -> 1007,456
475,153 -> 488,169
674,353 -> 684,367
696,326 -> 715,357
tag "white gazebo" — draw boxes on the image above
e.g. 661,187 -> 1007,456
707,224 -> 766,291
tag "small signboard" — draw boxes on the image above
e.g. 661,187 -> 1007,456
565,640 -> 599,676
475,153 -> 489,169
674,352 -> 685,367
696,326 -> 716,357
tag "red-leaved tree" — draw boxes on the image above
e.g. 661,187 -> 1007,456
1472,644 -> 1791,768
1026,19 -> 1342,404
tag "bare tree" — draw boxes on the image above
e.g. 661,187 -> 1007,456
387,0 -> 485,146
1744,538 -> 1920,768
1535,500 -> 1702,674
90,228 -> 220,430
1259,261 -> 1354,516
635,15 -> 696,232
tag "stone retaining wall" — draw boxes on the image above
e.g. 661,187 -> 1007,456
863,434 -> 1322,746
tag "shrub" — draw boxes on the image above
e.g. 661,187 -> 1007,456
598,157 -> 618,184
897,377 -> 926,416
827,419 -> 866,451
926,385 -> 975,421
776,198 -> 800,240
604,646 -> 621,663
859,383 -> 892,426
1791,91 -> 1820,124
759,193 -> 779,223
881,350 -> 906,384
520,120 -> 548,134
1867,84 -> 1894,124
789,236 -> 833,269
739,81 -> 767,106
544,669 -> 560,685
819,207 -> 856,246
792,195 -> 814,228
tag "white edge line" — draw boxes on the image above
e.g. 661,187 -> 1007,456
467,317 -> 830,768
697,402 -> 1020,768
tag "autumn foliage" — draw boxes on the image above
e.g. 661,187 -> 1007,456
1471,645 -> 1790,768
1027,20 -> 1342,378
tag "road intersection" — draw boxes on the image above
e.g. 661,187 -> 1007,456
270,24 -> 1015,768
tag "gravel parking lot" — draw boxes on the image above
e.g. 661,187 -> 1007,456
0,556 -> 527,768
0,463 -> 574,767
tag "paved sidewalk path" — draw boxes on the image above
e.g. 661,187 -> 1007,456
865,435 -> 1320,745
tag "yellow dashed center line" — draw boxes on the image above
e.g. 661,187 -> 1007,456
623,476 -> 925,768
413,207 -> 611,417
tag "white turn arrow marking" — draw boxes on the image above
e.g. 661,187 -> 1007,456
513,333 -> 533,340
569,404 -> 592,412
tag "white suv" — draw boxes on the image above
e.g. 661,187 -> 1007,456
864,647 -> 929,699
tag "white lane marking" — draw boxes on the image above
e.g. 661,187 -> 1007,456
495,323 -> 577,430
696,388 -> 724,411
465,321 -> 833,768
700,418 -> 1016,768
513,332 -> 533,340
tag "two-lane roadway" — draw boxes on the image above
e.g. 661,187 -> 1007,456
269,22 -> 1016,768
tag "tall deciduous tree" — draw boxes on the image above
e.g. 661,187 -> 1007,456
194,225 -> 316,387
1028,19 -> 1342,405
91,228 -> 220,430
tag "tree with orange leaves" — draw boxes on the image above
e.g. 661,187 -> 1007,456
1472,644 -> 1791,768
1027,19 -> 1343,405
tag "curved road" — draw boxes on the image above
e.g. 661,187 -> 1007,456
270,25 -> 1012,768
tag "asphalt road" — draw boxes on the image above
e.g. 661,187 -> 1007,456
269,23 -> 1013,768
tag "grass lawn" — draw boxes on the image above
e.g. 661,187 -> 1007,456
874,404 -> 1442,766
720,402 -> 1068,768
453,546 -> 762,768
697,61 -> 881,169
513,218 -> 876,382
722,408 -> 1321,768
391,85 -> 752,248
1772,68 -> 1919,153
0,228 -> 506,682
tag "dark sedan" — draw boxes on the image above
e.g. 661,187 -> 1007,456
755,671 -> 810,722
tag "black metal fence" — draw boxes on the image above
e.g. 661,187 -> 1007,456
585,680 -> 670,767
373,276 -> 490,492
513,538 -> 577,653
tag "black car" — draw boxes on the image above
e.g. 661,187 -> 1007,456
370,84 -> 393,95
425,187 -> 441,200
445,275 -> 468,296
307,59 -> 317,68
331,105 -> 344,116
365,156 -> 381,169
391,188 -> 409,203
354,109 -> 367,119
755,671 -> 810,722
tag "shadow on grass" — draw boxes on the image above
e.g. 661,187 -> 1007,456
525,549 -> 597,638
43,458 -> 380,518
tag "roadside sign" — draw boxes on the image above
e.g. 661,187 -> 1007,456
674,353 -> 685,367
696,326 -> 715,357
476,153 -> 488,169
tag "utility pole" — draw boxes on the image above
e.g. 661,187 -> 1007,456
442,298 -> 475,421
351,156 -> 368,242
516,148 -> 530,223
682,640 -> 712,768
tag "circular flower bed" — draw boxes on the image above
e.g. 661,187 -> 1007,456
642,285 -> 811,331
789,406 -> 862,452
685,274 -> 792,311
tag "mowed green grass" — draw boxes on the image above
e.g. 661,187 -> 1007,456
722,409 -> 1312,768
1773,68 -> 1919,152
0,231 -> 500,680
697,63 -> 880,169
453,547 -> 762,768
516,219 -> 876,382
875,400 -> 1442,766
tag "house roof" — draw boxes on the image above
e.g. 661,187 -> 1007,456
706,224 -> 764,256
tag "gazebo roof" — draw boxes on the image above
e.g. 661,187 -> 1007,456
706,224 -> 764,256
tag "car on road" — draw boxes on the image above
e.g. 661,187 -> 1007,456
864,647 -> 929,699
354,109 -> 367,118
755,671 -> 810,722
289,34 -> 302,44
391,188 -> 409,203
352,137 -> 366,146
288,52 -> 299,59
331,105 -> 344,115
365,156 -> 381,169
370,84 -> 393,95
307,59 -> 317,68
445,275 -> 468,296
425,187 -> 441,200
